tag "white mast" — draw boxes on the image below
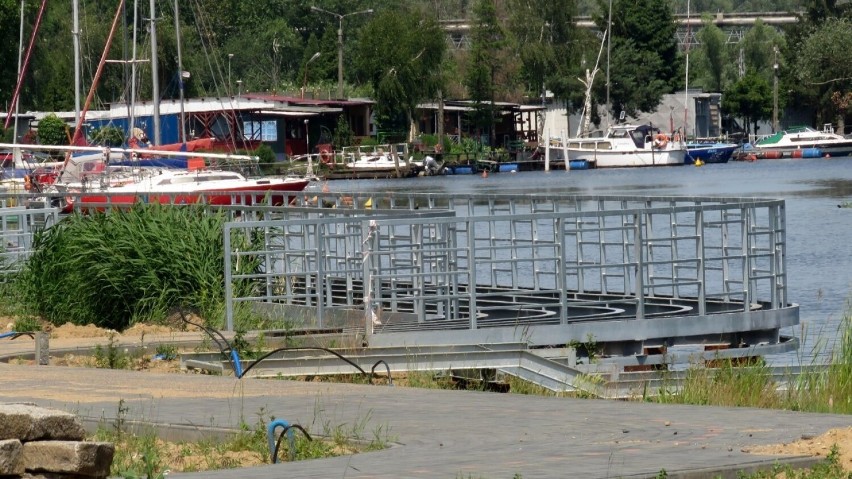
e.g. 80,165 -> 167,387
683,0 -> 690,139
13,0 -> 24,165
130,0 -> 138,139
149,0 -> 160,145
605,0 -> 612,128
73,0 -> 81,125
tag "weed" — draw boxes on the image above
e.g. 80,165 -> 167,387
154,344 -> 178,361
93,333 -> 131,370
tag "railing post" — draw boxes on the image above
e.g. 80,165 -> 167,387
224,222 -> 234,332
696,209 -> 706,316
634,213 -> 645,320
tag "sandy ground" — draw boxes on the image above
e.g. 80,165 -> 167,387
5,321 -> 852,472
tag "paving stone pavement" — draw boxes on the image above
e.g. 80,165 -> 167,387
1,336 -> 849,478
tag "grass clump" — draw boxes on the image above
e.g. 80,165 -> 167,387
653,313 -> 852,415
742,445 -> 850,478
14,204 -> 261,331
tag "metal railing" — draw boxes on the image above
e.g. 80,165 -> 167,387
223,193 -> 789,346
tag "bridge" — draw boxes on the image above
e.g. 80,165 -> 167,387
442,11 -> 800,50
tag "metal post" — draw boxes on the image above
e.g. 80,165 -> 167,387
174,0 -> 186,143
228,53 -> 233,96
149,0 -> 160,145
634,213 -> 645,320
336,18 -> 343,99
13,0 -> 24,145
772,46 -> 779,133
73,0 -> 81,125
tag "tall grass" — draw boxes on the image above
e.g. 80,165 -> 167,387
654,313 -> 852,414
14,204 -> 261,331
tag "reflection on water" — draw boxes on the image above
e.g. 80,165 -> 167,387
326,157 -> 852,364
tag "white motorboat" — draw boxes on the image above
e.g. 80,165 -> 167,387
751,125 -> 852,157
546,124 -> 687,168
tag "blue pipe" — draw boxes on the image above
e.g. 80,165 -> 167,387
267,419 -> 296,463
0,331 -> 17,340
229,349 -> 243,378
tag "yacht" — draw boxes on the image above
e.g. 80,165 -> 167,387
752,125 -> 852,157
545,124 -> 687,168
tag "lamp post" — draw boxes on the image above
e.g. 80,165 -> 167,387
227,53 -> 234,96
302,52 -> 321,99
310,6 -> 373,99
772,46 -> 779,133
236,79 -> 243,98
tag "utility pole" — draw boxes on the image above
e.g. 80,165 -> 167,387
772,46 -> 779,133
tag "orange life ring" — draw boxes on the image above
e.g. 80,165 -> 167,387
653,134 -> 669,149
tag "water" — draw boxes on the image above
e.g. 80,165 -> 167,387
324,158 -> 852,364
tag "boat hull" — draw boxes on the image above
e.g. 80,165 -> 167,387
548,146 -> 685,168
685,144 -> 738,164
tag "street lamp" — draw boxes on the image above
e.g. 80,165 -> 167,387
236,79 -> 243,98
302,52 -> 321,99
227,53 -> 234,96
310,6 -> 373,99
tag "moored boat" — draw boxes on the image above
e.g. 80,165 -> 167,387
752,125 -> 852,158
545,124 -> 687,168
685,142 -> 738,164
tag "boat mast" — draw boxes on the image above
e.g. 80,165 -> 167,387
73,0 -> 81,125
683,0 -> 690,139
67,0 -> 126,148
3,0 -> 48,131
149,0 -> 160,146
130,0 -> 138,139
605,0 -> 612,128
173,0 -> 186,143
13,0 -> 24,159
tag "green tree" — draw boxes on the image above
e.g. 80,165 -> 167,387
91,126 -> 125,147
739,19 -> 785,80
794,18 -> 852,133
507,0 -> 590,112
36,114 -> 68,145
594,0 -> 681,119
722,70 -> 772,136
694,15 -> 728,92
464,0 -> 505,146
353,6 -> 446,139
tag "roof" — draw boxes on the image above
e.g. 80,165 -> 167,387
243,93 -> 373,107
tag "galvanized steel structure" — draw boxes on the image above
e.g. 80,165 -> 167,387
223,192 -> 798,369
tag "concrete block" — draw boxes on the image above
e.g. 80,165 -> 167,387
0,404 -> 86,442
22,441 -> 114,478
0,438 -> 24,475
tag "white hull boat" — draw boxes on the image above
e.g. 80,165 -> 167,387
546,124 -> 687,168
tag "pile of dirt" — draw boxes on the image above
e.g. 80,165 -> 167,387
745,427 -> 852,472
50,323 -> 117,339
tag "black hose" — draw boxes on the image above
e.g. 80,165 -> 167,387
272,424 -> 312,464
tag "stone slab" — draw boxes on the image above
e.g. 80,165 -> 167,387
0,438 -> 24,475
0,404 -> 86,442
21,441 -> 114,478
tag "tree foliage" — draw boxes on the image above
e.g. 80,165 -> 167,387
36,114 -> 67,145
464,0 -> 505,144
722,71 -> 772,136
693,16 -> 728,92
594,0 -> 681,119
354,5 -> 446,136
794,18 -> 852,132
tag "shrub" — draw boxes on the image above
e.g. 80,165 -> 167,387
16,204 -> 261,330
91,126 -> 126,147
37,114 -> 68,145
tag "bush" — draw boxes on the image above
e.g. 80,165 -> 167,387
15,204 -> 261,331
91,126 -> 126,147
37,114 -> 68,145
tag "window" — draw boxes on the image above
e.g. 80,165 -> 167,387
243,120 -> 278,141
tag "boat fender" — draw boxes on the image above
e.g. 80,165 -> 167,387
653,134 -> 669,149
23,175 -> 32,191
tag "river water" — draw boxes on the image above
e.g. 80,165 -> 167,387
325,157 -> 852,364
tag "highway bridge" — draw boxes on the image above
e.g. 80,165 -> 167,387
442,11 -> 800,49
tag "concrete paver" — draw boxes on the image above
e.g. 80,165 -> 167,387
1,335 -> 849,478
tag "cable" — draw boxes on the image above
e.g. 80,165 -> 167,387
271,424 -> 312,464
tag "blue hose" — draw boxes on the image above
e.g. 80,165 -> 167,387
229,349 -> 243,378
0,331 -> 17,340
267,419 -> 295,463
